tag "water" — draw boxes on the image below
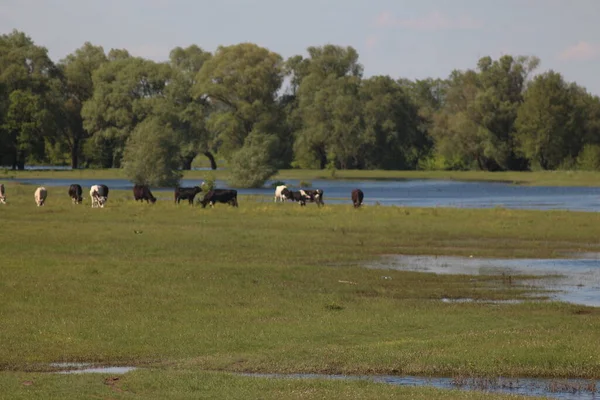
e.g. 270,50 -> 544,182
365,254 -> 600,307
50,363 -> 137,374
6,177 -> 600,212
240,373 -> 599,399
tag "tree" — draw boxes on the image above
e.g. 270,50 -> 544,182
514,71 -> 586,170
167,45 -> 215,169
58,42 -> 108,168
0,30 -> 59,169
122,117 -> 182,186
193,43 -> 284,160
428,55 -> 539,171
292,45 -> 364,169
81,56 -> 171,167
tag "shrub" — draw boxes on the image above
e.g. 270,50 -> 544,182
228,133 -> 278,188
576,144 -> 600,171
122,118 -> 183,187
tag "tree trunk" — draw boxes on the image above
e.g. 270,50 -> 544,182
203,151 -> 217,170
181,154 -> 196,170
70,140 -> 79,169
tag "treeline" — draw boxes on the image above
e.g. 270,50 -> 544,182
1,30 -> 600,186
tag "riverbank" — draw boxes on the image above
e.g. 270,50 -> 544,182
3,168 -> 600,187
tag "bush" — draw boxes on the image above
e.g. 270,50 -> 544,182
122,118 -> 183,187
201,172 -> 216,192
228,133 -> 278,188
576,144 -> 600,171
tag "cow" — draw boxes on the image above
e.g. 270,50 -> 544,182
90,184 -> 109,208
200,189 -> 238,208
133,184 -> 157,204
274,185 -> 288,202
300,189 -> 324,206
34,187 -> 47,206
0,183 -> 5,204
174,186 -> 202,205
68,184 -> 83,204
351,188 -> 364,208
281,188 -> 307,206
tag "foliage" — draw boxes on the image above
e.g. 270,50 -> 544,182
201,171 -> 216,192
2,29 -> 600,175
576,144 -> 600,170
228,132 -> 278,188
121,118 -> 182,186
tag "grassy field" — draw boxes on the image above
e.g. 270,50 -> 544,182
4,167 -> 600,187
1,182 -> 600,398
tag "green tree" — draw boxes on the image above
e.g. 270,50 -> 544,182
0,30 -> 59,169
58,42 -> 108,168
430,55 -> 539,171
292,45 -> 364,169
193,43 -> 284,160
81,56 -> 171,167
514,71 -> 583,170
167,45 -> 215,169
122,117 -> 182,186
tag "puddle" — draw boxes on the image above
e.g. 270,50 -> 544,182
365,254 -> 600,307
241,373 -> 599,399
50,363 -> 137,374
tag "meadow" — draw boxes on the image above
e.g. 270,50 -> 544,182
1,181 -> 600,399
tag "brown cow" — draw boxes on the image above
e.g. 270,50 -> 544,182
351,188 -> 364,208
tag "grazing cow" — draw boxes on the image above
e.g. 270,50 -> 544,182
300,189 -> 324,206
68,184 -> 83,204
0,183 -> 5,204
90,184 -> 109,208
200,189 -> 238,208
174,186 -> 202,205
351,188 -> 364,208
34,187 -> 47,206
133,184 -> 157,204
281,188 -> 307,206
274,185 -> 288,202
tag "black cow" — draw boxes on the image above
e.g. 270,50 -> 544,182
200,189 -> 238,208
133,184 -> 157,204
174,186 -> 202,205
281,188 -> 307,206
68,184 -> 83,204
301,189 -> 324,206
351,188 -> 364,208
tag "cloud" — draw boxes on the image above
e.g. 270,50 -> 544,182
559,41 -> 600,61
375,10 -> 483,31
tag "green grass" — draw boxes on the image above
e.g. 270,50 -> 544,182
0,370 -> 547,400
1,182 -> 600,397
4,167 -> 600,186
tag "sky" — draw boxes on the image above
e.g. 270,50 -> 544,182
1,0 -> 600,95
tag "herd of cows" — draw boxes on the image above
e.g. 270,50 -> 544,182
0,182 -> 366,208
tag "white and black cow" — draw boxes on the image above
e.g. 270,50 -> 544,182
68,184 -> 83,204
0,183 -> 5,204
90,184 -> 109,208
281,188 -> 308,206
34,186 -> 47,206
200,189 -> 238,208
300,189 -> 324,206
274,185 -> 288,202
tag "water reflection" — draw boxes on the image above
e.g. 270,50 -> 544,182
241,373 -> 599,399
365,254 -> 600,307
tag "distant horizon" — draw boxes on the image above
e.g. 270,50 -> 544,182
2,0 -> 600,95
